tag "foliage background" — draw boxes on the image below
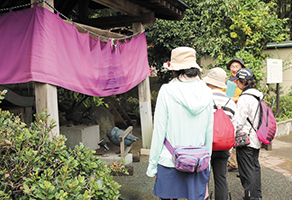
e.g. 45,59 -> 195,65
146,0 -> 290,85
0,91 -> 123,200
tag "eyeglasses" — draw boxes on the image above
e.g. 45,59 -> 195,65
230,64 -> 242,70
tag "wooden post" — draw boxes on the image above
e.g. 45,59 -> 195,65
119,126 -> 133,158
133,22 -> 153,151
34,83 -> 59,139
32,0 -> 59,139
276,83 -> 280,118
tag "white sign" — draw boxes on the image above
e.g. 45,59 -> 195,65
266,59 -> 282,83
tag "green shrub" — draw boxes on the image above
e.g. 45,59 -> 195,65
0,92 -> 122,199
125,96 -> 140,117
263,85 -> 292,122
274,91 -> 292,122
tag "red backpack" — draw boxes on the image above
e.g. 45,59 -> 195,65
244,94 -> 277,145
213,100 -> 235,151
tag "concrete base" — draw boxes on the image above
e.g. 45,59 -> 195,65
60,125 -> 100,151
276,119 -> 292,138
140,148 -> 150,155
262,142 -> 272,151
97,153 -> 133,165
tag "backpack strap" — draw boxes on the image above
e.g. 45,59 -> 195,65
247,117 -> 257,132
240,93 -> 262,101
213,99 -> 235,115
225,76 -> 238,84
213,100 -> 219,109
222,107 -> 235,115
240,93 -> 265,132
224,98 -> 231,107
221,98 -> 235,115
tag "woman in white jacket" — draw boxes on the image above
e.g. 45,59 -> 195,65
234,68 -> 263,200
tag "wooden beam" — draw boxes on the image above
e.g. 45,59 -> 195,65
31,0 -> 53,12
64,21 -> 126,41
138,73 -> 153,150
134,23 -> 153,151
91,0 -> 141,16
32,0 -> 60,139
55,0 -> 79,17
35,83 -> 59,139
119,126 -> 133,158
78,0 -> 89,22
0,86 -> 34,107
79,12 -> 155,29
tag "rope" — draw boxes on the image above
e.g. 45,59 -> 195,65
0,0 -> 145,41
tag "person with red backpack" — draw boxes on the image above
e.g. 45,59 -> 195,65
234,68 -> 263,200
203,67 -> 237,200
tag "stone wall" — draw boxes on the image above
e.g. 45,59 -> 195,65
276,119 -> 292,138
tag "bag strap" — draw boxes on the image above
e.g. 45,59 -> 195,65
224,98 -> 231,107
222,99 -> 235,115
225,76 -> 237,84
241,93 -> 266,132
164,138 -> 175,155
247,117 -> 257,132
213,100 -> 218,109
240,93 -> 262,101
213,99 -> 235,115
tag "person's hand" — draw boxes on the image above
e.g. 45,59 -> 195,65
147,174 -> 157,178
230,97 -> 238,103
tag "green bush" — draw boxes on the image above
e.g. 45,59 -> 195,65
125,96 -> 140,117
274,91 -> 292,122
0,92 -> 122,199
263,85 -> 292,122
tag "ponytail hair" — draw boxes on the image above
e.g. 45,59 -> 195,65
238,79 -> 256,88
172,67 -> 201,81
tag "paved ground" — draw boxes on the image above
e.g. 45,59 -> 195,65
109,125 -> 292,200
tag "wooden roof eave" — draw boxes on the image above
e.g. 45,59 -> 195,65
91,0 -> 187,21
77,12 -> 155,30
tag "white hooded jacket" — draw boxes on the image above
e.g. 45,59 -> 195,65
146,78 -> 213,177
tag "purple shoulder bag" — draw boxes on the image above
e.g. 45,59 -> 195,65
164,138 -> 210,173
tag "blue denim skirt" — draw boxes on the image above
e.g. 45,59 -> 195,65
153,164 -> 209,200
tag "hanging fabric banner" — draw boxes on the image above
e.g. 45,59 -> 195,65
0,6 -> 150,97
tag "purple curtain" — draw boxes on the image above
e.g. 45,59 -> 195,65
0,6 -> 150,97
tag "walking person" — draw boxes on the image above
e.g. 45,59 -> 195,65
224,58 -> 245,173
234,68 -> 263,200
146,47 -> 213,200
203,68 -> 237,200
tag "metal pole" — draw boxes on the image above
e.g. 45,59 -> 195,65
276,83 -> 280,118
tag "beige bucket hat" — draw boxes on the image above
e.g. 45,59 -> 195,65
202,67 -> 227,88
163,47 -> 202,71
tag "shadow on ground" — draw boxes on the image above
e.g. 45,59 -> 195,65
110,125 -> 292,200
